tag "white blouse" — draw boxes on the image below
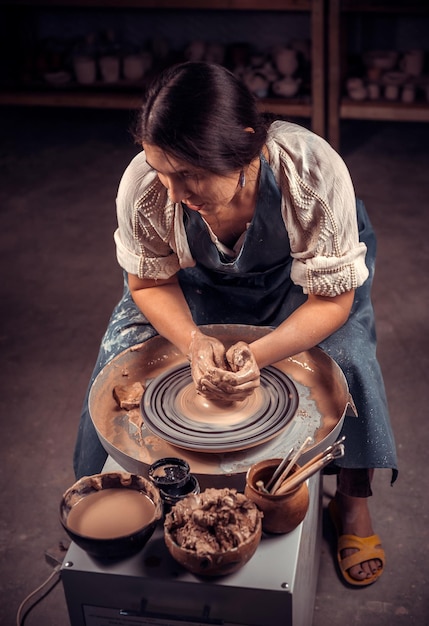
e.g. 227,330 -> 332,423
114,120 -> 368,297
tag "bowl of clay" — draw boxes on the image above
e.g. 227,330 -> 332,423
60,472 -> 162,559
164,487 -> 263,577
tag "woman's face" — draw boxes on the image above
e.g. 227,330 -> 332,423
143,143 -> 242,216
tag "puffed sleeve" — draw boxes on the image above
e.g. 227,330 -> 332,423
267,122 -> 369,296
114,152 -> 194,279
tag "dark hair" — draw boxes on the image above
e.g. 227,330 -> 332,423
134,62 -> 269,175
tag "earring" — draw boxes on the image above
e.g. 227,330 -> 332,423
239,170 -> 246,188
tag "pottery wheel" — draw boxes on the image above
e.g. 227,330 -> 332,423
141,363 -> 299,453
89,324 -> 353,488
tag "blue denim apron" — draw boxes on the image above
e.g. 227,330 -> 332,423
73,156 -> 397,481
178,155 -> 305,326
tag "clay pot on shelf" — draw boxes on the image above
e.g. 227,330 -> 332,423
243,70 -> 269,98
384,84 -> 399,101
401,84 -> 416,104
400,49 -> 425,77
99,55 -> 120,83
273,46 -> 299,77
367,66 -> 382,83
245,458 -> 309,534
348,87 -> 367,101
363,50 -> 398,72
382,72 -> 407,102
73,56 -> 96,85
272,76 -> 301,98
382,71 -> 407,86
346,78 -> 367,101
367,82 -> 380,100
123,55 -> 145,81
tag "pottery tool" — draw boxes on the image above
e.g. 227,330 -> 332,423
274,443 -> 345,496
256,480 -> 270,494
269,436 -> 312,495
294,436 -> 346,477
264,447 -> 295,492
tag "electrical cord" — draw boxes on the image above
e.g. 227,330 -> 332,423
16,565 -> 62,626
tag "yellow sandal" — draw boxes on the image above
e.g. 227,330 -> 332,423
328,499 -> 385,587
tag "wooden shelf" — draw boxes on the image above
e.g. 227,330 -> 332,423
0,0 -> 325,136
340,99 -> 429,122
0,89 -> 143,109
0,0 -> 313,10
0,89 -> 312,117
340,0 -> 429,14
327,0 -> 429,150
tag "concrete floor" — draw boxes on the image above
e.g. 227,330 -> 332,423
1,106 -> 428,626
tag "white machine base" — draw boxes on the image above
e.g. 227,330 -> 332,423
62,463 -> 321,626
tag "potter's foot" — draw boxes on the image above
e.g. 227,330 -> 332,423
329,493 -> 385,586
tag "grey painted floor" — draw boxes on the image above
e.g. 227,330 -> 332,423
1,107 -> 428,625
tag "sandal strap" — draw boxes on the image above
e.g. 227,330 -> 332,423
338,533 -> 385,571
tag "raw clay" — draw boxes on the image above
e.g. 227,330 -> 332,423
164,488 -> 262,554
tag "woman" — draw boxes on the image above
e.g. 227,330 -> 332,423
73,62 -> 397,586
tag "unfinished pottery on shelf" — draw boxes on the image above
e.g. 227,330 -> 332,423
400,49 -> 425,77
73,56 -> 96,85
243,70 -> 269,98
99,56 -> 120,83
363,50 -> 398,71
272,76 -> 301,98
273,47 -> 299,77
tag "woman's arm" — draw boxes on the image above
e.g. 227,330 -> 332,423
249,290 -> 355,369
128,272 -> 198,356
130,270 -> 354,370
129,272 -> 251,399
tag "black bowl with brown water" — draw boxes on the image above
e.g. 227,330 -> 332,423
60,472 -> 162,559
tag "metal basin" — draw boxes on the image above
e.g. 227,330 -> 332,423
89,324 -> 353,489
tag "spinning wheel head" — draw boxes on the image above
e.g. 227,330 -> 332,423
141,364 -> 299,453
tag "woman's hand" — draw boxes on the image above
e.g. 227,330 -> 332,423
188,331 -> 227,398
188,333 -> 260,402
224,341 -> 260,399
